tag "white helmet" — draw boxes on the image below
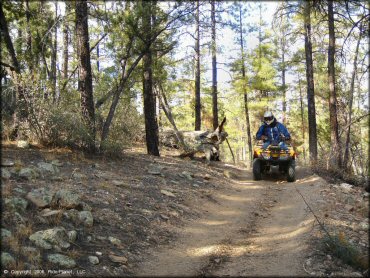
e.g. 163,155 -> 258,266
264,111 -> 274,125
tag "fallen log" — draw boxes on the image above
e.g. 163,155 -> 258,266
159,117 -> 228,161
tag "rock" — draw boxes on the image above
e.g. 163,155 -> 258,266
14,212 -> 26,224
95,251 -> 103,256
1,168 -> 11,179
2,228 -> 12,238
148,165 -> 162,175
223,170 -> 234,179
96,236 -> 107,241
29,227 -> 70,250
5,197 -> 28,212
160,214 -> 169,221
47,254 -> 76,268
160,190 -> 176,198
72,172 -> 87,180
41,209 -> 62,217
203,174 -> 211,180
192,183 -> 200,187
88,256 -> 99,265
340,183 -> 353,191
181,171 -> 193,180
51,160 -> 64,167
112,180 -> 126,186
1,252 -> 16,267
53,189 -> 81,209
67,230 -> 77,242
63,209 -> 79,222
359,221 -> 369,231
13,187 -> 26,194
86,236 -> 92,242
17,140 -> 29,148
19,167 -> 39,180
37,162 -> 59,176
108,236 -> 122,246
109,254 -> 128,264
81,202 -> 92,211
79,211 -> 93,227
26,188 -> 54,208
2,159 -> 15,167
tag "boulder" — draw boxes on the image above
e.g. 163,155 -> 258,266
17,140 -> 29,148
88,256 -> 99,265
26,188 -> 54,208
79,211 -> 93,227
47,254 -> 76,268
160,190 -> 176,198
19,167 -> 39,180
108,236 -> 122,246
67,230 -> 77,242
1,228 -> 12,239
4,197 -> 28,212
37,162 -> 59,176
29,227 -> 70,250
53,189 -> 81,209
1,252 -> 16,267
1,169 -> 11,180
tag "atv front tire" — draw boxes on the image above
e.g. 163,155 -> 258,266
253,158 -> 262,181
287,160 -> 296,182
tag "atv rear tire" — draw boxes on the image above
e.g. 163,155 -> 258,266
287,160 -> 295,182
253,158 -> 262,180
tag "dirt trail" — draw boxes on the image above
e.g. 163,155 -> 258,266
136,166 -> 324,277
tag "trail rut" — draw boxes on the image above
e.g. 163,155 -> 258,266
136,166 -> 325,276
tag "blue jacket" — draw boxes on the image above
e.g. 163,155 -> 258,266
256,119 -> 290,143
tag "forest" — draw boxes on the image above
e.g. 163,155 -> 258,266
1,0 -> 369,181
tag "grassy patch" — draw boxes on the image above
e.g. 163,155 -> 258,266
323,231 -> 369,270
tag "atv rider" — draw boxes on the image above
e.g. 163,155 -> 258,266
256,111 -> 291,150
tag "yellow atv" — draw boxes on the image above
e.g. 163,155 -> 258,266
252,140 -> 296,182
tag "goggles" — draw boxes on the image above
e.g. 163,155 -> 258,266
264,116 -> 273,122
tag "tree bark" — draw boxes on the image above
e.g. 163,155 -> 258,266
303,0 -> 318,165
50,2 -> 58,102
344,25 -> 362,170
298,77 -> 306,161
327,0 -> 342,169
76,0 -> 96,152
238,6 -> 252,163
194,0 -> 201,131
211,0 -> 218,129
63,2 -> 70,81
143,0 -> 160,156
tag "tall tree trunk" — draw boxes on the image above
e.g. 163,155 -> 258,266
62,3 -> 69,81
282,47 -> 286,124
211,0 -> 218,129
76,0 -> 96,152
239,6 -> 252,163
344,25 -> 362,170
327,0 -> 342,169
143,0 -> 159,156
298,77 -> 306,161
303,0 -> 318,165
194,0 -> 201,131
50,2 -> 58,102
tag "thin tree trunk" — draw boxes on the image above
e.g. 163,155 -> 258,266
211,0 -> 218,129
298,77 -> 306,162
239,6 -> 252,164
76,0 -> 96,152
282,49 -> 286,124
50,2 -> 58,102
327,0 -> 342,169
143,0 -> 159,156
157,84 -> 188,151
63,3 -> 69,81
194,0 -> 201,131
344,24 -> 362,170
303,0 -> 318,165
